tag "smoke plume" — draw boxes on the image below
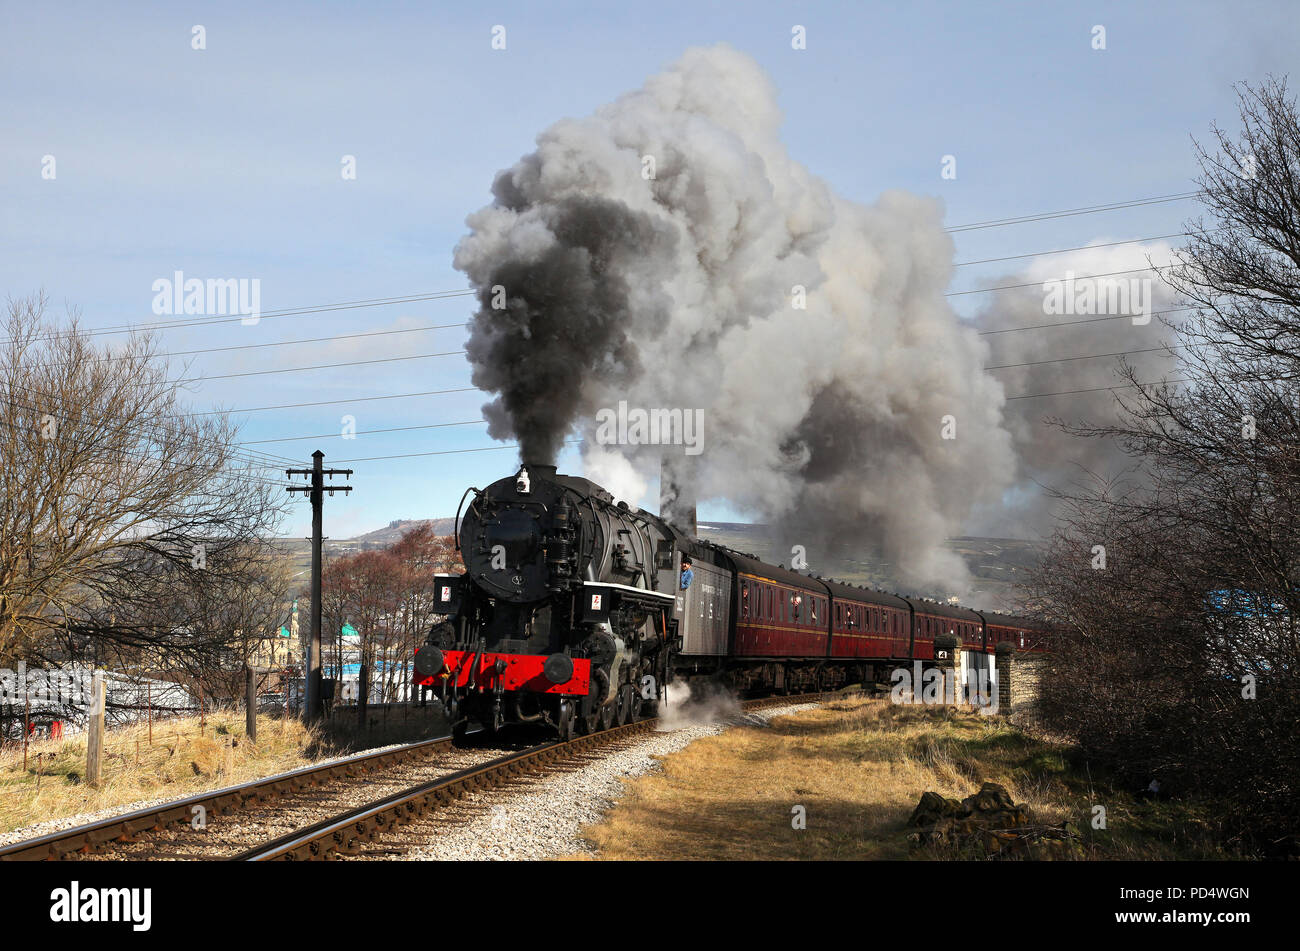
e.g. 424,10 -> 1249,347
456,45 -> 1170,594
966,244 -> 1180,538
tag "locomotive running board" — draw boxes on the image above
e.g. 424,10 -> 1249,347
580,581 -> 676,622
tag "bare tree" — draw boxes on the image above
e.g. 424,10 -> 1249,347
0,294 -> 290,672
389,526 -> 461,699
1029,79 -> 1300,851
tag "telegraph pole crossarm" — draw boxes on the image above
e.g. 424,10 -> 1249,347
286,450 -> 353,724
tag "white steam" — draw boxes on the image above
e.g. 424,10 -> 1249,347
655,679 -> 742,731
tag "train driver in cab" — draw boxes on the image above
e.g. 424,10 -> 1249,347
680,557 -> 694,590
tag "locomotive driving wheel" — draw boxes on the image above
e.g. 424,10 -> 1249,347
578,699 -> 600,735
615,684 -> 633,726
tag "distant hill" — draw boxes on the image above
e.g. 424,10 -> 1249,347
275,518 -> 458,581
351,518 -> 458,547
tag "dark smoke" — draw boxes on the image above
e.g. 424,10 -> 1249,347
458,195 -> 677,464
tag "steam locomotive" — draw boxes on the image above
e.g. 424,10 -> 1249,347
413,463 -> 1045,738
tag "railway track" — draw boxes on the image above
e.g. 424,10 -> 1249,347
236,692 -> 834,861
0,732 -> 470,861
0,691 -> 840,861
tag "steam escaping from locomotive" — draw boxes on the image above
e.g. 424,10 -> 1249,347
454,45 -> 1016,593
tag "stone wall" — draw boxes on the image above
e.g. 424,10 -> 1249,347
995,641 -> 1043,721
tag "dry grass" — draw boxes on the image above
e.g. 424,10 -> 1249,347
0,704 -> 447,836
576,696 -> 1240,861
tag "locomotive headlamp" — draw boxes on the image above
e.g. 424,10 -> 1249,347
516,467 -> 531,494
414,645 -> 445,677
542,653 -> 574,685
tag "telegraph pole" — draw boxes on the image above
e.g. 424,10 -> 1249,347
287,450 -> 352,723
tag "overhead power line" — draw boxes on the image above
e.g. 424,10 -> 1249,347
948,265 -> 1167,298
188,386 -> 480,417
24,321 -> 469,371
977,305 -> 1198,337
945,191 -> 1202,233
2,378 -> 304,470
1005,378 -> 1190,401
0,289 -> 476,347
985,345 -> 1178,372
954,232 -> 1190,267
240,418 -> 487,445
173,348 -> 466,384
330,439 -> 584,465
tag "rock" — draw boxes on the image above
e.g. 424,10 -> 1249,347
906,784 -> 1079,859
907,791 -> 965,827
962,782 -> 1016,813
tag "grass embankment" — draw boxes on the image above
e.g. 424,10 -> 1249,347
579,696 -> 1238,860
0,705 -> 446,836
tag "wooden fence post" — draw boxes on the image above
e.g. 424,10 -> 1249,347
357,663 -> 368,729
86,672 -> 105,788
246,666 -> 257,742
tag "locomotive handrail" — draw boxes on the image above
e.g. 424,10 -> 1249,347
452,486 -> 480,552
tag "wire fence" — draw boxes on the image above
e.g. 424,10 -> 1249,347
0,664 -> 446,766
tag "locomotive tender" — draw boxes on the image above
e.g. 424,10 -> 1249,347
413,464 -> 1044,738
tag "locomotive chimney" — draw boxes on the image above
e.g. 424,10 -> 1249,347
659,453 -> 697,536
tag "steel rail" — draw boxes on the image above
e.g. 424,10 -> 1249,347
0,732 -> 456,861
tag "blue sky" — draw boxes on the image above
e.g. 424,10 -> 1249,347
3,0 -> 1296,538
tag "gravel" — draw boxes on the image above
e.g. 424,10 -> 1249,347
387,702 -> 818,862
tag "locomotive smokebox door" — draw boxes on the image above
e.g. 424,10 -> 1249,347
581,585 -> 612,624
434,574 -> 463,613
